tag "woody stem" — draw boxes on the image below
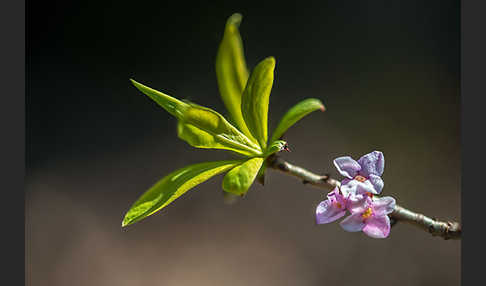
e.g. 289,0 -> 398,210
267,155 -> 461,240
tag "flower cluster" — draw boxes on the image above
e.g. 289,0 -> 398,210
316,151 -> 396,238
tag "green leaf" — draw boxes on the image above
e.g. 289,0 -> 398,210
122,160 -> 241,227
241,56 -> 276,149
130,79 -> 186,118
215,13 -> 254,140
222,157 -> 264,195
264,140 -> 288,157
270,98 -> 325,143
131,79 -> 262,156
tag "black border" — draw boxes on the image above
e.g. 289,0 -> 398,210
461,1 -> 486,286
0,0 -> 25,285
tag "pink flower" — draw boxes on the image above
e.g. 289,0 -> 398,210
316,151 -> 396,239
339,196 -> 396,238
316,187 -> 368,224
334,151 -> 385,195
315,188 -> 348,224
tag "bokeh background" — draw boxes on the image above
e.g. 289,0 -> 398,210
26,0 -> 460,285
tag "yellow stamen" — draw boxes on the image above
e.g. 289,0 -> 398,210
361,207 -> 373,219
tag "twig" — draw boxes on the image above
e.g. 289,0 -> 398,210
267,155 -> 461,240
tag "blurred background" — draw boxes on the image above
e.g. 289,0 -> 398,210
27,0 -> 460,285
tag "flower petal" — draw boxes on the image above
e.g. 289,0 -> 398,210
339,213 -> 365,232
362,215 -> 391,238
372,196 -> 396,216
346,195 -> 369,214
368,174 -> 384,194
328,187 -> 346,205
327,187 -> 341,198
341,178 -> 380,195
357,151 -> 384,177
316,199 -> 346,224
355,180 -> 380,194
333,156 -> 361,179
340,178 -> 359,197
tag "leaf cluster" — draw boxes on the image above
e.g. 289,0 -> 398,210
123,13 -> 324,227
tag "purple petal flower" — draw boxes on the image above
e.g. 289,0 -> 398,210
334,151 -> 385,195
339,196 -> 396,239
333,156 -> 361,179
316,200 -> 346,224
339,179 -> 368,207
362,215 -> 391,238
316,188 -> 347,224
357,151 -> 384,177
341,175 -> 379,196
339,212 -> 366,232
346,193 -> 369,214
368,174 -> 384,194
371,196 -> 396,216
340,178 -> 359,197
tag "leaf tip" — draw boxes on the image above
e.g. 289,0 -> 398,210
121,216 -> 131,228
227,13 -> 243,27
122,211 -> 136,228
311,99 -> 325,112
264,56 -> 276,66
129,78 -> 141,89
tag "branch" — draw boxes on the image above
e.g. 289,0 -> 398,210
267,155 -> 461,240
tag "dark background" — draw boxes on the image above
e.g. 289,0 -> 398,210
26,1 -> 460,285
